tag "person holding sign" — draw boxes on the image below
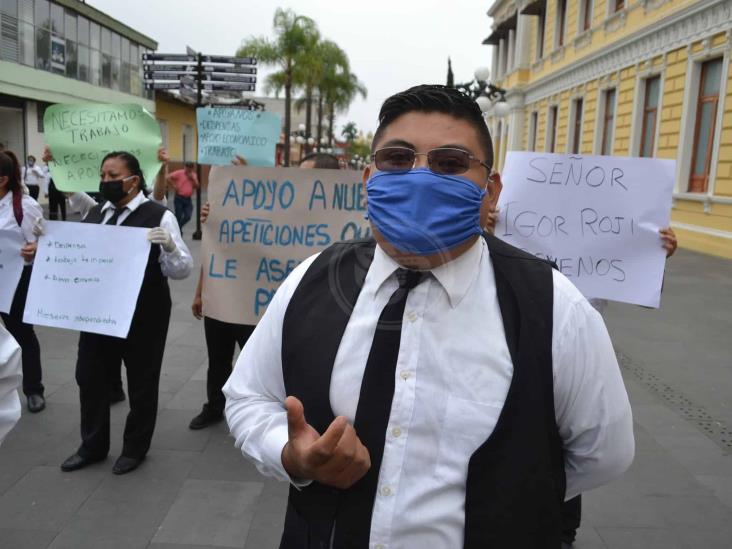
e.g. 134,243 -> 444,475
166,161 -> 199,233
55,150 -> 193,476
485,172 -> 677,546
223,85 -> 634,547
0,150 -> 47,413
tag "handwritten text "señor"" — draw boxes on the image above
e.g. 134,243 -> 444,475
526,156 -> 628,191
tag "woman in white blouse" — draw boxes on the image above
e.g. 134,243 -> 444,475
0,150 -> 46,413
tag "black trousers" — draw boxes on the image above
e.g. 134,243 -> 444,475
48,180 -> 67,221
561,495 -> 582,543
75,300 -> 170,460
1,265 -> 43,396
26,184 -> 40,200
203,317 -> 255,414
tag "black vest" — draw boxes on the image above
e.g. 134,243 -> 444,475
280,234 -> 565,549
83,200 -> 171,331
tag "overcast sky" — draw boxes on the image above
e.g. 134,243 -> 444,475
89,0 -> 495,136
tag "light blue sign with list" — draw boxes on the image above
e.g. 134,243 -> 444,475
197,108 -> 281,166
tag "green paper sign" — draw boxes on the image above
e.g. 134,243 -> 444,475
44,103 -> 162,192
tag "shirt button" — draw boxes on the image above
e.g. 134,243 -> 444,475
375,545 -> 385,549
406,311 -> 418,322
392,427 -> 402,438
380,485 -> 392,497
400,371 -> 411,381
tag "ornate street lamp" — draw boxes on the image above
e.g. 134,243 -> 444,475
451,65 -> 509,117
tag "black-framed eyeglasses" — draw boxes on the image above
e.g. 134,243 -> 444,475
371,146 -> 491,176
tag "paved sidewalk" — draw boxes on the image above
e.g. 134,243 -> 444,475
0,236 -> 730,548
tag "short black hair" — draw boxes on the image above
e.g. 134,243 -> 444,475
300,153 -> 340,169
101,151 -> 149,196
185,161 -> 195,169
372,84 -> 493,170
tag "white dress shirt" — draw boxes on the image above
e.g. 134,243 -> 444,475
68,191 -> 192,280
0,325 -> 22,446
21,165 -> 44,187
224,238 -> 634,548
0,190 -> 43,265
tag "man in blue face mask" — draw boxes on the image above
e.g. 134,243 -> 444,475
223,85 -> 634,549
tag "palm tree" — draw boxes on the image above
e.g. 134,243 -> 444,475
324,71 -> 367,147
237,8 -> 318,166
291,33 -> 325,146
341,121 -> 358,143
313,41 -> 349,150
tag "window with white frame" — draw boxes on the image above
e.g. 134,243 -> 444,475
688,57 -> 723,193
536,10 -> 546,60
639,76 -> 661,158
579,0 -> 593,33
528,111 -> 539,151
546,105 -> 558,152
600,88 -> 616,155
555,0 -> 567,48
570,98 -> 584,154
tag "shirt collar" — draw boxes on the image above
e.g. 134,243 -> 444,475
101,191 -> 147,213
371,237 -> 486,309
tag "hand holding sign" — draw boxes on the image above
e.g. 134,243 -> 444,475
44,103 -> 162,193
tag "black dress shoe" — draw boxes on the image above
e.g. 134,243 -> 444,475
188,405 -> 224,430
109,387 -> 126,404
61,453 -> 106,472
112,455 -> 144,475
27,394 -> 45,413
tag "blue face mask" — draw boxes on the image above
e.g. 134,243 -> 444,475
366,168 -> 487,255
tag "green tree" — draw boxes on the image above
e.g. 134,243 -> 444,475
237,8 -> 318,166
324,70 -> 367,147
341,121 -> 358,144
313,40 -> 350,150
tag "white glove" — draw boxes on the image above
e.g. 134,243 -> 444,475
147,227 -> 176,253
32,217 -> 45,237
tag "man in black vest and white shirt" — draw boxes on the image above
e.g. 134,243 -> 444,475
224,85 -> 634,548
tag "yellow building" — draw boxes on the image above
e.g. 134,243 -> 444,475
485,0 -> 732,258
154,92 -> 197,167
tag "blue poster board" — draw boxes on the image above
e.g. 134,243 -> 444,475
197,108 -> 281,166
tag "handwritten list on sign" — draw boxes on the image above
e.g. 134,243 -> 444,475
497,151 -> 675,308
24,221 -> 151,337
197,108 -> 281,166
202,166 -> 370,325
44,103 -> 162,193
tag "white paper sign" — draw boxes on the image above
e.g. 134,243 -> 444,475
496,151 -> 675,308
24,221 -> 151,337
0,229 -> 25,314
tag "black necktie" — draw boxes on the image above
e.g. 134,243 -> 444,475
334,267 -> 427,547
105,207 -> 125,225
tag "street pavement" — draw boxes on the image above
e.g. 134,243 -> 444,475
0,228 -> 731,548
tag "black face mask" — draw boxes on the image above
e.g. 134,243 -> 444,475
99,178 -> 129,204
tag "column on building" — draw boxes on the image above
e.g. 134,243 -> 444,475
507,29 -> 516,73
515,12 -> 532,69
